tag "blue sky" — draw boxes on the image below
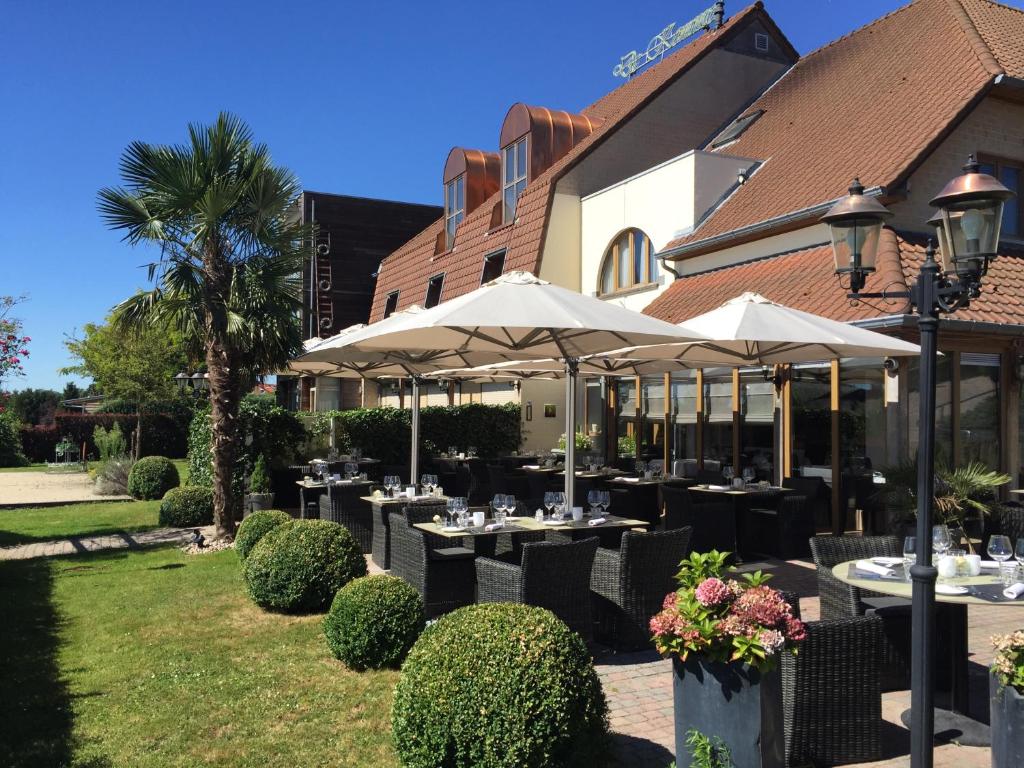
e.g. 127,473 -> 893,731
0,0 -> 977,390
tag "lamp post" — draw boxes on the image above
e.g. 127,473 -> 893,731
821,155 -> 1014,768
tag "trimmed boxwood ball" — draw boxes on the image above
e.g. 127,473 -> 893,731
126,456 -> 180,500
324,575 -> 424,671
235,509 -> 291,560
243,519 -> 367,613
159,485 -> 213,527
391,603 -> 610,768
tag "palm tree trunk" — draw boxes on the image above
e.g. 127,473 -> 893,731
207,338 -> 242,538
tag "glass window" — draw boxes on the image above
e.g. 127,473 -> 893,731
977,156 -> 1022,237
640,377 -> 665,462
615,378 -> 637,459
791,363 -> 832,476
907,354 -> 954,467
444,175 -> 464,250
584,379 -> 606,463
740,369 -> 774,481
481,250 -> 506,284
959,353 -> 1000,470
502,137 -> 528,223
839,358 -> 887,473
383,291 -> 399,319
424,274 -> 444,308
596,229 -> 656,296
703,372 -> 733,467
670,372 -> 698,466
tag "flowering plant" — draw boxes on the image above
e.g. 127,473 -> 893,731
650,550 -> 806,671
992,630 -> 1024,694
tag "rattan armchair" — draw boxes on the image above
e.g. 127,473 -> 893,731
319,486 -> 373,553
590,527 -> 692,650
661,485 -> 736,553
388,511 -> 475,618
475,537 -> 599,640
781,616 -> 883,766
742,494 -> 814,560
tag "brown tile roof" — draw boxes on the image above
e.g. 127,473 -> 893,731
664,0 -> 1021,258
369,3 -> 779,322
645,229 -> 1024,326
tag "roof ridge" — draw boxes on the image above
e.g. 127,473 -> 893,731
971,0 -> 1024,18
785,0 -> 921,63
945,0 -> 1005,75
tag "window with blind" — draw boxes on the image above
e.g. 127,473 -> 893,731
597,228 -> 659,296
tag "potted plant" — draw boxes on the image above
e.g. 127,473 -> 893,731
245,455 -> 274,516
651,551 -> 806,768
991,630 -> 1024,766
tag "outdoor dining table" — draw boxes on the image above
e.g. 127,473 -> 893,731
296,478 -> 376,518
833,559 -> 1024,745
688,484 -> 791,559
362,493 -> 448,570
413,513 -> 649,543
607,475 -> 696,487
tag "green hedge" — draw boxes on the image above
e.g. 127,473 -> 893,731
159,486 -> 214,527
243,519 -> 367,613
127,456 -> 180,500
310,402 -> 521,465
235,509 -> 292,560
39,412 -> 190,459
324,575 -> 424,671
391,603 -> 609,768
187,395 -> 305,491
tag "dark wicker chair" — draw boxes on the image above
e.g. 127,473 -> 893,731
661,486 -> 736,554
985,504 -> 1024,555
742,494 -> 814,560
590,527 -> 693,650
388,511 -> 475,618
809,535 -> 910,690
781,616 -> 883,766
318,487 -> 373,553
476,537 -> 599,640
783,475 -> 831,533
466,458 -> 491,505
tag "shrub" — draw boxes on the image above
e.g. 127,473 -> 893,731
391,603 -> 609,768
249,454 -> 271,493
49,412 -> 189,459
235,509 -> 292,560
93,422 -> 128,460
0,411 -> 29,467
127,455 -> 180,500
159,485 -> 214,527
95,456 -> 135,495
243,519 -> 367,613
324,575 -> 424,670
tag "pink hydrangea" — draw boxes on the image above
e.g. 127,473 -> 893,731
694,577 -> 732,607
759,629 -> 786,654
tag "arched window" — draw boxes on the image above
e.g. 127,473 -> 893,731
598,228 -> 658,296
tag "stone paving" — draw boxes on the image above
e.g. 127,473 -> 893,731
0,470 -> 128,507
0,525 -> 214,560
595,557 -> 1016,768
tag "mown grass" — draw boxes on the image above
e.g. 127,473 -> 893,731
0,463 -> 50,473
0,546 -> 398,767
0,501 -> 161,547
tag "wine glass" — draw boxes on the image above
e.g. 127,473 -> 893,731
903,536 -> 916,581
742,467 -> 756,486
421,474 -> 431,494
988,535 -> 1013,584
543,491 -> 555,519
723,465 -> 734,484
505,494 -> 516,519
445,498 -> 456,528
587,489 -> 600,516
601,490 -> 611,516
932,525 -> 952,559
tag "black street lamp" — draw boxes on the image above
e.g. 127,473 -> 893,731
822,155 -> 1014,768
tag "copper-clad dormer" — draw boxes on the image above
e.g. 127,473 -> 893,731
441,148 -> 500,252
498,104 -> 601,224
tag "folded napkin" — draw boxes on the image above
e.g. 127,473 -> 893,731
1003,583 -> 1024,600
522,464 -> 541,470
708,484 -> 730,491
620,477 -> 640,483
855,559 -> 896,577
588,517 -> 606,527
484,522 -> 504,532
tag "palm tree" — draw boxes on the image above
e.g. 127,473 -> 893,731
99,113 -> 305,538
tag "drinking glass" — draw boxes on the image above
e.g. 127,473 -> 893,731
903,536 -> 916,581
988,535 -> 1013,584
543,492 -> 555,519
742,467 -> 756,485
587,489 -> 600,516
505,494 -> 516,518
422,474 -> 431,494
445,498 -> 456,528
932,525 -> 952,559
635,460 -> 646,476
723,465 -> 734,483
600,490 -> 611,516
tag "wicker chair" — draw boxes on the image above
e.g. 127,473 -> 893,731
590,527 -> 692,650
809,535 -> 910,690
781,616 -> 883,766
318,487 -> 373,553
388,511 -> 475,618
661,486 -> 736,554
742,495 -> 814,560
476,537 -> 599,640
985,504 -> 1024,554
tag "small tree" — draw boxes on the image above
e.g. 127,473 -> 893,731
248,454 -> 271,494
0,295 -> 31,392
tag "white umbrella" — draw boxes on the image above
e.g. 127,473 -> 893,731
599,292 -> 921,365
296,271 -> 705,504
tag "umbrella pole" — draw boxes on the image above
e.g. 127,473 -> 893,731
410,377 -> 420,486
563,358 -> 579,509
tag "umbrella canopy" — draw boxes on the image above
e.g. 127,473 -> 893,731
597,292 -> 921,365
295,272 -> 705,504
428,356 -> 695,380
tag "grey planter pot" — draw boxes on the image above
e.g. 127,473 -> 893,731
991,670 -> 1024,767
244,493 -> 275,517
673,655 -> 784,768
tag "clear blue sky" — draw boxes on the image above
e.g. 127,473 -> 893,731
0,0 -> 976,390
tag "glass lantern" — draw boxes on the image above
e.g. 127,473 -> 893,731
821,179 -> 893,290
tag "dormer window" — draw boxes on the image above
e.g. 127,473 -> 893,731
424,273 -> 444,308
502,136 -> 528,223
444,175 -> 465,250
598,228 -> 658,296
383,290 -> 399,318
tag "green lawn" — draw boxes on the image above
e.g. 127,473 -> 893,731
0,546 -> 398,767
171,459 -> 190,485
0,501 -> 161,547
0,463 -> 49,473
